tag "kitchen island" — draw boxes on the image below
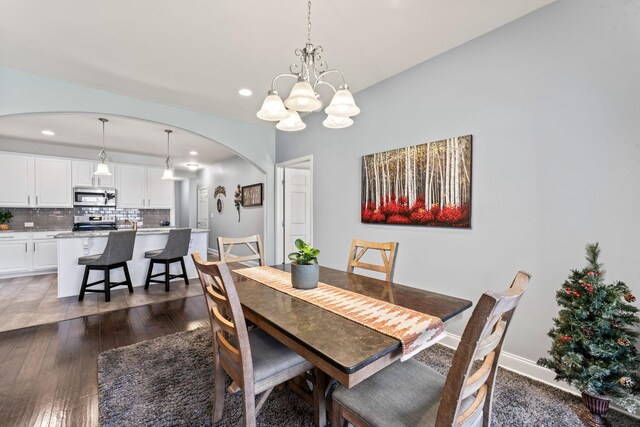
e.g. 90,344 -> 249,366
55,228 -> 208,298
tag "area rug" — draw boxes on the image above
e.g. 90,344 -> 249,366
98,327 -> 638,427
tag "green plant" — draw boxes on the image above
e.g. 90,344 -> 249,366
288,239 -> 320,265
0,209 -> 13,224
537,243 -> 640,412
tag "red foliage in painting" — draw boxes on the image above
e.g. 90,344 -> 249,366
361,196 -> 470,227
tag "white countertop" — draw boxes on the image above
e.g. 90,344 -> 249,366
54,228 -> 209,239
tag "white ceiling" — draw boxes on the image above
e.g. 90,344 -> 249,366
0,0 -> 555,127
0,113 -> 235,172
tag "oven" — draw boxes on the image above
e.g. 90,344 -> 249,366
73,215 -> 117,231
73,188 -> 117,207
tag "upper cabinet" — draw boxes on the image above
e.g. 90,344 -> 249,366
146,167 -> 174,209
0,153 -> 34,207
115,165 -> 174,209
34,158 -> 72,207
0,153 -> 72,208
72,160 -> 115,188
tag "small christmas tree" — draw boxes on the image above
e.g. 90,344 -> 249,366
538,243 -> 640,414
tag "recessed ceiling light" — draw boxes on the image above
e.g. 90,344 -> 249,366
41,130 -> 55,136
238,88 -> 253,97
189,151 -> 198,155
187,163 -> 200,170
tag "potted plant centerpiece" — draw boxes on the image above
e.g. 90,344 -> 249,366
0,209 -> 13,231
288,239 -> 320,289
538,243 -> 640,425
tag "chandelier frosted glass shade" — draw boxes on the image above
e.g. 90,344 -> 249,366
161,168 -> 175,180
276,110 -> 306,132
325,86 -> 360,117
323,115 -> 354,129
256,91 -> 289,121
284,81 -> 322,112
94,161 -> 112,176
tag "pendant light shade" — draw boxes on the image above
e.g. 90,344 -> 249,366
325,85 -> 360,117
323,114 -> 353,129
276,110 -> 306,132
161,129 -> 176,180
284,81 -> 322,112
94,118 -> 112,176
257,90 -> 289,121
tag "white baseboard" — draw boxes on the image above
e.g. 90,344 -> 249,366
207,248 -> 259,268
440,334 -> 639,419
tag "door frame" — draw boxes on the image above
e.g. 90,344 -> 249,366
275,155 -> 313,264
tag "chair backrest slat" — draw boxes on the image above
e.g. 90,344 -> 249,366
347,239 -> 398,282
437,271 -> 530,427
191,252 -> 254,394
218,235 -> 265,266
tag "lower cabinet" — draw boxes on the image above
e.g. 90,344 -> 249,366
0,232 -> 59,275
0,234 -> 31,273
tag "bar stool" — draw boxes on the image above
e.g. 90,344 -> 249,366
78,230 -> 137,302
144,228 -> 192,292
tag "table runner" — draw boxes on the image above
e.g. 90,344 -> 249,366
234,266 -> 446,361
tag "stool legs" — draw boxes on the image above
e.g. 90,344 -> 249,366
79,266 -> 90,301
144,257 -> 189,292
180,257 -> 189,286
123,262 -> 134,293
144,261 -> 154,290
104,268 -> 111,302
165,260 -> 170,292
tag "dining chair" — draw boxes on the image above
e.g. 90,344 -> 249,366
347,239 -> 399,282
331,271 -> 531,427
217,234 -> 265,266
191,252 -> 314,427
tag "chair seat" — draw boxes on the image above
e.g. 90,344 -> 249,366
144,249 -> 164,259
332,359 -> 445,427
78,254 -> 102,265
248,329 -> 313,390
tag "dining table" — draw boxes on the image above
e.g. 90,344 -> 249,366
231,264 -> 473,427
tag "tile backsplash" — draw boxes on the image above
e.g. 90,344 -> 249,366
0,207 -> 171,231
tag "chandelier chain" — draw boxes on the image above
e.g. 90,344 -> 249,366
307,0 -> 312,44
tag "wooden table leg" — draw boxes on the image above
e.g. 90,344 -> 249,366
313,368 -> 327,427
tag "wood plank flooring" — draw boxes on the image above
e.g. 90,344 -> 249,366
0,295 -> 209,427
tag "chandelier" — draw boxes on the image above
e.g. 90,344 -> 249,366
256,0 -> 360,131
161,129 -> 175,180
94,118 -> 112,176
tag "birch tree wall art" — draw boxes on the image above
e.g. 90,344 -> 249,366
361,135 -> 472,228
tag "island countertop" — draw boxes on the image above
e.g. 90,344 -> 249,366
54,228 -> 209,239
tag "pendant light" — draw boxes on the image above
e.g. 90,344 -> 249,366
94,118 -> 112,176
161,129 -> 175,180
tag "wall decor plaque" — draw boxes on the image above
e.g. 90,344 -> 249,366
242,183 -> 263,207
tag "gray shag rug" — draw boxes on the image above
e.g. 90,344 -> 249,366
98,327 -> 638,426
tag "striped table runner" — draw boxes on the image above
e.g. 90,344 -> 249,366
234,266 -> 446,361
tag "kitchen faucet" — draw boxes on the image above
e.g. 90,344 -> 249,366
123,219 -> 137,230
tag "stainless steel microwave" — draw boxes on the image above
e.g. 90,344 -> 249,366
73,188 -> 117,207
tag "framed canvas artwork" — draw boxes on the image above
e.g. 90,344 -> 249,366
241,183 -> 263,207
361,135 -> 472,228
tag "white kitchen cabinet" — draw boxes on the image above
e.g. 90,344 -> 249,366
32,232 -> 59,271
116,165 -> 174,209
35,157 -> 72,207
0,233 -> 32,274
115,164 -> 147,208
146,167 -> 174,209
73,160 -> 115,188
0,153 -> 35,207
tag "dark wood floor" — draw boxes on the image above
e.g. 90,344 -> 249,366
0,295 -> 209,427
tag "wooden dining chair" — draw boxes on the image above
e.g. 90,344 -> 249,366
332,271 -> 531,427
217,234 -> 265,266
191,252 -> 313,427
347,239 -> 399,281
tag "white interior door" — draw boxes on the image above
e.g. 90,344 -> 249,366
284,168 -> 311,262
197,187 -> 209,229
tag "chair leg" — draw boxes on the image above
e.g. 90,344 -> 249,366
164,260 -> 170,292
123,262 -> 134,293
104,267 -> 111,302
180,257 -> 189,285
78,266 -> 90,301
313,368 -> 327,427
144,260 -> 154,289
332,398 -> 345,427
212,355 -> 225,424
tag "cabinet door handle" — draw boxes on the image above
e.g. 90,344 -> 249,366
33,242 -> 35,252
142,198 -> 145,206
148,198 -> 151,206
28,195 -> 30,205
0,236 -> 14,239
35,195 -> 38,205
25,243 -> 27,252
92,176 -> 95,186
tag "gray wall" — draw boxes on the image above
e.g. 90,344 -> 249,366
276,0 -> 640,363
175,177 -> 198,228
197,156 -> 265,252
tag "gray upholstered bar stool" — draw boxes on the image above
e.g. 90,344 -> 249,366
78,230 -> 137,302
144,228 -> 192,292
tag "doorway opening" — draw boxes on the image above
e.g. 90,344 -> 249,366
275,156 -> 313,264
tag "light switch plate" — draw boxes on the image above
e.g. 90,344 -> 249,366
24,222 -> 34,227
